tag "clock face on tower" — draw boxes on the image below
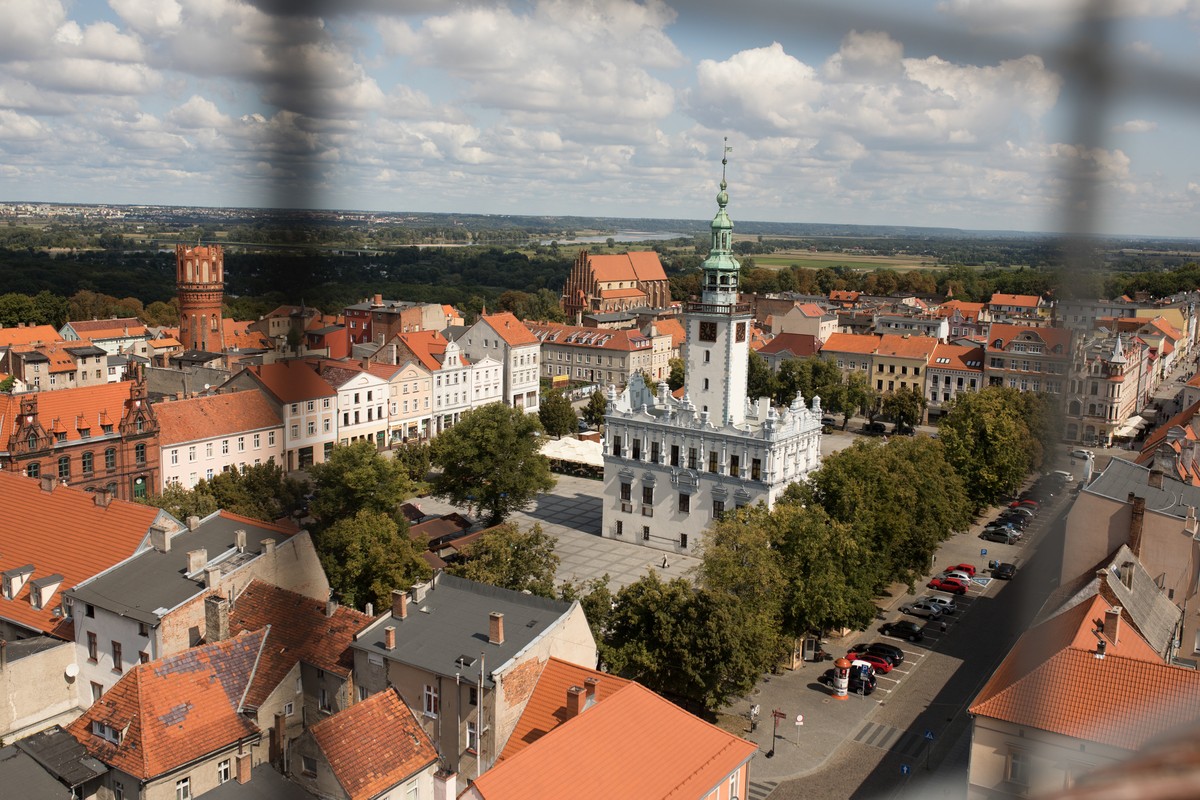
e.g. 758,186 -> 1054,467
699,322 -> 717,342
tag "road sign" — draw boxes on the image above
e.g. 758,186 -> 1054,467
980,548 -> 988,556
795,714 -> 804,726
901,764 -> 911,776
772,709 -> 786,720
925,729 -> 935,741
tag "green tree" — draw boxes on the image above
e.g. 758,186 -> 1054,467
0,375 -> 14,393
138,481 -> 219,520
430,402 -> 555,524
559,575 -> 615,645
581,389 -> 608,429
449,522 -> 561,598
880,387 -> 927,433
938,386 -> 1039,509
392,441 -> 432,484
667,357 -> 686,392
202,462 -> 308,522
317,509 -> 431,610
746,349 -> 775,400
308,441 -> 415,527
538,390 -> 578,438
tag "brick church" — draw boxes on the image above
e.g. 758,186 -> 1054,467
561,250 -> 671,324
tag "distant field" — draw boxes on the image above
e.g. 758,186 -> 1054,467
751,250 -> 942,272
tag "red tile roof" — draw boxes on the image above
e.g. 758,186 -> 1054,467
67,629 -> 266,780
969,594 -> 1200,751
819,332 -> 881,355
240,360 -> 336,404
227,580 -> 373,707
525,322 -> 658,353
989,293 -> 1041,308
599,288 -> 646,299
472,677 -> 756,799
987,323 -> 1072,351
0,325 -> 62,348
309,688 -> 438,800
0,381 -> 135,445
0,471 -> 164,636
155,390 -> 282,446
757,333 -> 819,358
587,252 -> 667,284
482,312 -> 539,347
876,333 -> 938,360
394,330 -> 463,372
66,318 -> 146,338
929,343 -> 984,371
653,318 -> 686,349
222,319 -> 271,350
935,300 -> 985,320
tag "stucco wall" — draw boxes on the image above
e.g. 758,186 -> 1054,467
0,638 -> 80,741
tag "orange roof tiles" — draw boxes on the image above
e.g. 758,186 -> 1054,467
987,323 -> 1071,351
989,293 -> 1041,308
155,390 -> 281,446
66,318 -> 146,338
394,330 -> 463,372
970,595 -> 1200,751
241,360 -> 336,404
309,688 -> 438,800
820,332 -> 881,355
228,580 -> 373,707
936,300 -> 985,320
149,337 -> 182,349
0,381 -> 134,446
587,252 -> 667,284
829,290 -> 861,303
757,333 -> 819,358
472,679 -> 756,800
654,317 -> 686,349
0,471 -> 164,636
526,322 -> 657,353
599,288 -> 646,299
68,630 -> 265,780
482,312 -> 539,347
876,333 -> 938,360
0,325 -> 61,348
929,343 -> 984,371
499,657 -> 631,762
222,318 -> 271,350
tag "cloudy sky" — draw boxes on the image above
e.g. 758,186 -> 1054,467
2,0 -> 1199,236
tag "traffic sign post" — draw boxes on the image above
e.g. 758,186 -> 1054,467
795,713 -> 804,744
767,709 -> 785,758
980,548 -> 988,557
925,729 -> 936,770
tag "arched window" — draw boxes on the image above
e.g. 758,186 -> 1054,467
26,462 -> 39,479
211,316 -> 218,331
26,433 -> 36,449
135,443 -> 146,465
1068,400 -> 1081,416
82,451 -> 94,474
57,456 -> 70,480
105,448 -> 116,470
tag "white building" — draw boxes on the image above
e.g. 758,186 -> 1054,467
156,390 -> 284,490
455,312 -> 541,414
601,156 -> 823,555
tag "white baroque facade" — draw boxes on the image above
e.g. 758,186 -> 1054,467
601,153 -> 823,555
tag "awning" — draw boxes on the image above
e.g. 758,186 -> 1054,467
541,436 -> 604,467
1113,416 -> 1150,438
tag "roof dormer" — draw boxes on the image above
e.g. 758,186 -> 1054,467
28,573 -> 63,610
2,564 -> 35,600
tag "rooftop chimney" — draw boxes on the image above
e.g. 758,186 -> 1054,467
489,611 -> 504,645
1129,495 -> 1146,557
325,599 -> 337,618
187,548 -> 207,574
1149,468 -> 1165,490
584,676 -> 599,705
39,476 -> 54,493
235,529 -> 246,552
1188,506 -> 1199,536
384,625 -> 396,651
566,685 -> 586,718
93,489 -> 112,508
205,594 -> 229,643
433,770 -> 457,800
236,751 -> 251,784
150,524 -> 171,553
1104,606 -> 1123,645
204,566 -> 221,590
262,538 -> 275,555
186,515 -> 200,531
392,589 -> 408,620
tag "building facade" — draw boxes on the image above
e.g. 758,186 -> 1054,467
601,157 -> 823,555
176,244 -> 226,353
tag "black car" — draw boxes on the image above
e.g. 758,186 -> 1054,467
880,620 -> 925,642
853,642 -> 905,666
994,562 -> 1017,579
821,415 -> 837,427
817,668 -> 876,695
997,513 -> 1029,529
863,421 -> 888,435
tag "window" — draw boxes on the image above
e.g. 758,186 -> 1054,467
284,701 -> 295,717
670,445 -> 680,467
138,621 -> 149,637
1007,750 -> 1030,787
135,443 -> 145,465
57,455 -> 70,480
620,482 -> 631,502
290,424 -> 299,438
680,533 -> 689,549
708,451 -> 718,473
307,421 -> 316,435
729,768 -> 740,796
91,682 -> 103,702
133,476 -> 147,499
253,433 -> 260,448
751,458 -> 762,481
112,641 -> 122,673
320,687 -> 331,712
26,462 -> 39,479
642,486 -> 653,505
469,686 -> 478,706
237,436 -> 245,452
221,439 -> 229,455
302,756 -> 318,777
688,447 -> 698,469
423,685 -> 439,717
615,520 -> 623,536
729,455 -> 739,477
170,449 -> 179,466
467,720 -> 479,753
217,759 -> 231,784
290,403 -> 299,414
678,493 -> 690,513
642,526 -> 650,541
712,499 -> 725,520
268,431 -> 276,446
175,777 -> 191,800
87,632 -> 98,662
632,438 -> 641,460
113,780 -> 124,800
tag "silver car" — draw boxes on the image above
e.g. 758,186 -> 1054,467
900,600 -> 944,619
924,595 -> 958,615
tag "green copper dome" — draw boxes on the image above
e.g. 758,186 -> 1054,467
699,140 -> 741,305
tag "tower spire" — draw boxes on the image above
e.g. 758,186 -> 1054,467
699,138 -> 739,306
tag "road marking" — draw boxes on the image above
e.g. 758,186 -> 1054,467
853,722 -> 930,758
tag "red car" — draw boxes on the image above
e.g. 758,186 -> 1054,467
847,652 -> 893,674
1009,498 -> 1039,509
943,563 -> 976,577
928,576 -> 969,595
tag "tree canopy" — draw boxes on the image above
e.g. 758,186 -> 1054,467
308,441 -> 415,527
429,402 -> 555,524
581,389 -> 607,429
139,462 -> 306,523
317,509 -> 431,610
880,387 -> 927,433
448,522 -> 561,598
538,390 -> 577,438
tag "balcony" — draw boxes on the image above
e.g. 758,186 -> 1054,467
684,301 -> 752,315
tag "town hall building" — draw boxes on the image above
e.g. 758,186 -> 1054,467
601,152 -> 823,554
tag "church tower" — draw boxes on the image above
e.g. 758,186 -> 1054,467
684,140 -> 751,426
176,244 -> 226,353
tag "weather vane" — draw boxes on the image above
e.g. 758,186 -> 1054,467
721,137 -> 732,184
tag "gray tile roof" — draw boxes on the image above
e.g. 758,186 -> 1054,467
353,573 -> 576,687
67,513 -> 294,625
203,764 -> 301,800
0,746 -> 74,799
1084,456 -> 1200,519
14,725 -> 107,790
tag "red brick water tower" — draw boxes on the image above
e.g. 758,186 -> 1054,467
176,244 -> 226,353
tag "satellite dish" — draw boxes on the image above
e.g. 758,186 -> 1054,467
64,663 -> 79,678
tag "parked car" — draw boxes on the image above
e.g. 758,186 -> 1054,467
849,653 -> 894,674
1005,506 -> 1036,520
848,642 -> 905,666
1070,448 -> 1093,460
900,600 -> 944,619
944,563 -> 977,577
994,562 -> 1017,579
980,529 -> 1020,545
1051,470 -> 1075,483
1009,498 -> 1039,510
863,421 -> 888,436
880,620 -> 925,641
997,512 -> 1029,527
938,569 -> 972,583
924,595 -> 958,615
928,576 -> 969,594
818,668 -> 876,695
821,416 -> 837,427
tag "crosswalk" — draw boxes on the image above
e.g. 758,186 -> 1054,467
852,721 -> 933,759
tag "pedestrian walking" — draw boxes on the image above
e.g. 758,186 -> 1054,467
661,555 -> 669,569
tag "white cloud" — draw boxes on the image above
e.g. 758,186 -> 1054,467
167,95 -> 233,129
7,58 -> 161,95
0,0 -> 68,61
1113,119 -> 1157,133
0,108 -> 46,140
107,0 -> 183,36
